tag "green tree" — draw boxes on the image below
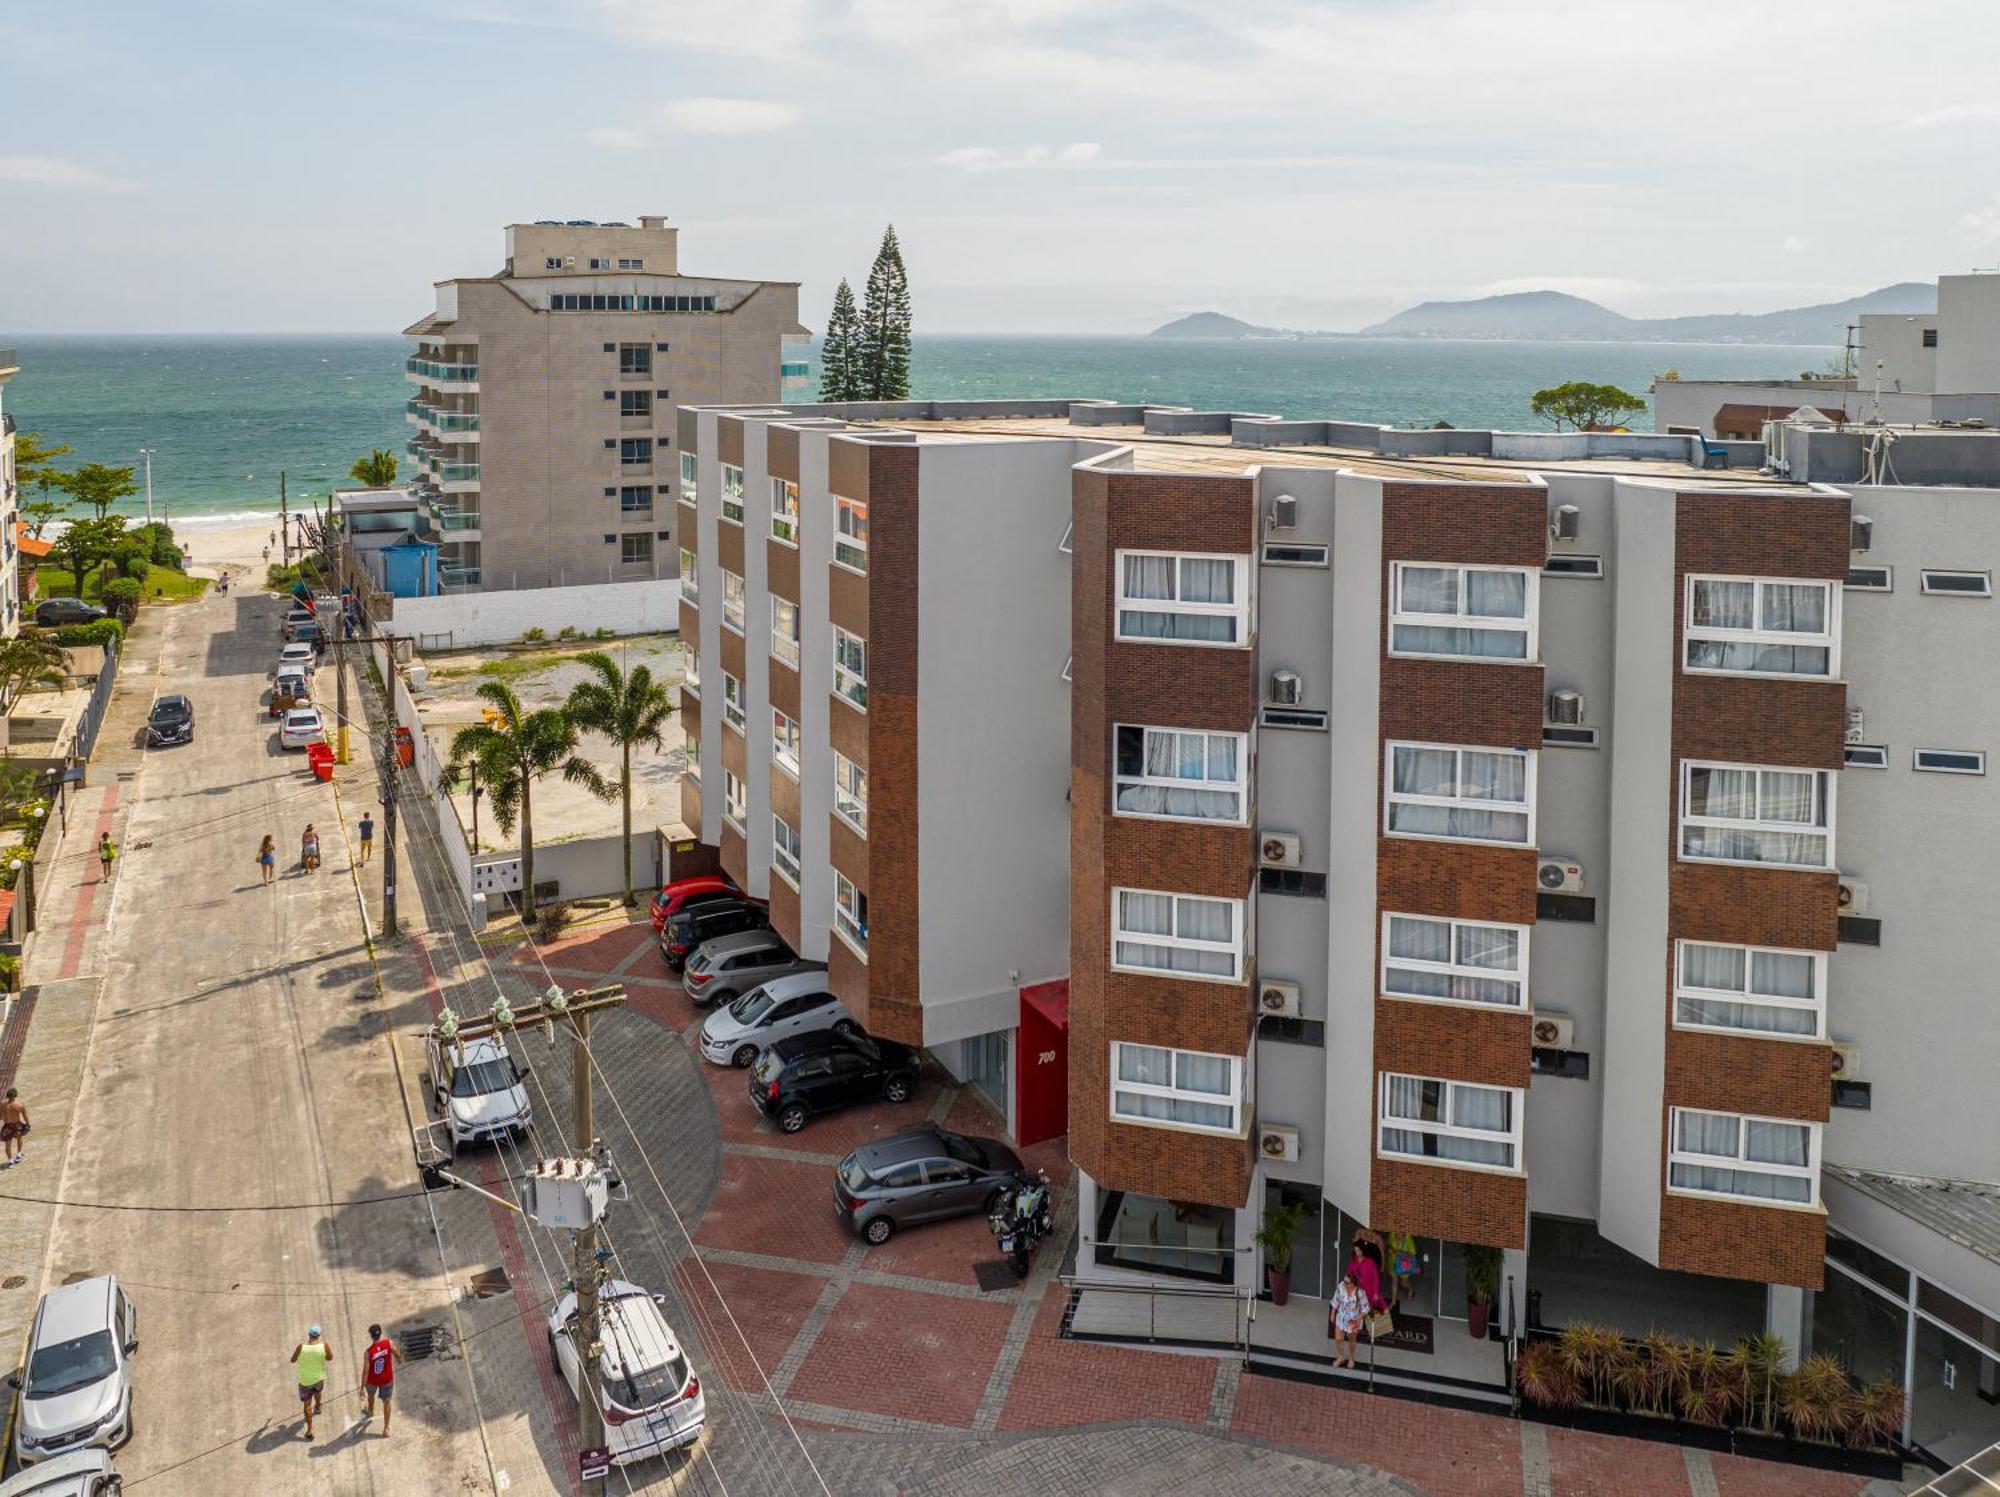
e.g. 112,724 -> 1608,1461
1529,381 -> 1648,432
0,635 -> 67,709
62,462 -> 140,519
563,651 -> 675,906
446,681 -> 594,921
857,224 -> 912,401
54,515 -> 128,597
349,449 -> 399,487
13,432 -> 73,534
820,279 -> 862,401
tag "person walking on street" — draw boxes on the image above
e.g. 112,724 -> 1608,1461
257,834 -> 277,885
97,833 -> 115,883
301,823 -> 321,873
358,812 -> 374,864
1,1088 -> 29,1167
290,1326 -> 331,1440
360,1324 -> 402,1434
1329,1271 -> 1366,1369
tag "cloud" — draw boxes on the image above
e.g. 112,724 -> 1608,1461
0,155 -> 136,191
588,97 -> 800,149
1783,235 -> 1808,253
1963,195 -> 2000,243
593,0 -> 815,58
1904,101 -> 2000,128
936,142 -> 1104,172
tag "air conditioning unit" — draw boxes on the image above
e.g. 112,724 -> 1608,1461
1531,1014 -> 1575,1049
1547,689 -> 1585,725
1259,1124 -> 1301,1163
1268,493 -> 1299,531
1261,832 -> 1303,868
1258,980 -> 1302,1019
1268,669 -> 1302,706
1851,515 -> 1874,553
1837,877 -> 1870,916
1844,706 -> 1865,745
1829,1041 -> 1864,1081
1550,503 -> 1580,542
1536,858 -> 1584,894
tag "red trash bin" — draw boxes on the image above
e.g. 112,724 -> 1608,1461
307,743 -> 335,782
394,726 -> 415,768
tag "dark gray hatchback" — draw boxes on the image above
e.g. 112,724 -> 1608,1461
833,1125 -> 1024,1245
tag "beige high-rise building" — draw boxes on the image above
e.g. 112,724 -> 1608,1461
403,217 -> 806,592
0,346 -> 22,637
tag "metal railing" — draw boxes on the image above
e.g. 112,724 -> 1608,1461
1060,1274 -> 1255,1355
404,357 -> 478,382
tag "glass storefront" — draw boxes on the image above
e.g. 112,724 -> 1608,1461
1911,1320 -> 2000,1467
1263,1180 -> 1325,1299
963,1029 -> 1010,1120
1095,1190 -> 1236,1284
1808,1259 -> 1908,1388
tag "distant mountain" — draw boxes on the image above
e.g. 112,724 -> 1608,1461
1359,283 -> 1935,345
1149,311 -> 1285,339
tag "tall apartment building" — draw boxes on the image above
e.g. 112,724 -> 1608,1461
403,218 -> 806,593
0,346 -> 22,637
677,398 -> 2000,1466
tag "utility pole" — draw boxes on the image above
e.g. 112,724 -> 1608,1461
138,449 -> 155,525
380,631 -> 399,939
280,471 -> 290,569
469,761 -> 480,852
573,1003 -> 608,1493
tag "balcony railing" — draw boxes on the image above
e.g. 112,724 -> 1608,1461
438,462 -> 480,482
440,564 -> 483,589
405,357 -> 479,382
433,508 -> 481,530
432,410 -> 480,432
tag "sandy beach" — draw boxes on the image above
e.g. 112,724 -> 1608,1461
166,511 -> 289,585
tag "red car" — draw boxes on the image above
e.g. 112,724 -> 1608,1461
649,875 -> 746,932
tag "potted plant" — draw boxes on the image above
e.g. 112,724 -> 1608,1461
1464,1244 -> 1503,1340
1254,1199 -> 1308,1307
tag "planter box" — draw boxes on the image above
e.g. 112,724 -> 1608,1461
1519,1403 -> 1901,1479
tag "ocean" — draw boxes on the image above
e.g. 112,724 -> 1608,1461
1,333 -> 1832,524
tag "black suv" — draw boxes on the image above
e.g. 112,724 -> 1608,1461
749,1031 -> 922,1133
660,898 -> 771,971
146,694 -> 194,747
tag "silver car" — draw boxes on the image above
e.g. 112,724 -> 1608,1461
9,1277 -> 136,1466
0,1449 -> 121,1496
681,930 -> 822,1009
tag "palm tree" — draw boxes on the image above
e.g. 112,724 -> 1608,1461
562,651 -> 673,906
0,636 -> 67,711
446,681 -> 593,921
349,449 -> 399,488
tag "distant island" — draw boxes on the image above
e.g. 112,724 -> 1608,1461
1150,282 -> 1935,346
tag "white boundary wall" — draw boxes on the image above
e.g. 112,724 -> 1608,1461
385,579 -> 684,648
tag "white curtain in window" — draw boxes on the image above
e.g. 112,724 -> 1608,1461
1388,917 -> 1451,965
1691,580 -> 1756,629
1671,1163 -> 1811,1202
1204,735 -> 1238,783
1118,891 -> 1174,937
1466,569 -> 1527,619
1175,1052 -> 1232,1097
1393,746 -> 1457,798
1761,583 -> 1825,633
1687,766 -> 1755,820
1681,943 -> 1746,992
1461,751 -> 1526,804
1383,1075 -> 1433,1121
1678,996 -> 1818,1036
1399,566 -> 1458,614
1452,1085 -> 1510,1133
1123,554 -> 1175,601
1456,925 -> 1518,971
1759,771 -> 1816,824
1178,557 -> 1234,605
1176,897 -> 1233,945
1117,1044 -> 1171,1087
1676,1111 -> 1740,1158
1750,951 -> 1815,999
1744,1120 -> 1810,1168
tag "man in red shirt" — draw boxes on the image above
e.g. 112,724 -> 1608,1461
360,1323 -> 403,1434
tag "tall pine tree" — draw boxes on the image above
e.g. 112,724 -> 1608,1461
820,279 -> 860,401
856,225 -> 912,401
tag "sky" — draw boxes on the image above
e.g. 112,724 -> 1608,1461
2,0 -> 1998,335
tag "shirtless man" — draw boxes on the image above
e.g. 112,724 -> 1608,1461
1,1088 -> 28,1166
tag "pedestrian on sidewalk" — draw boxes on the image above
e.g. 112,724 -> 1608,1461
257,834 -> 277,886
1329,1271 -> 1366,1369
98,833 -> 116,883
290,1325 -> 331,1440
301,824 -> 321,873
358,812 -> 374,864
1,1088 -> 29,1167
360,1323 -> 402,1434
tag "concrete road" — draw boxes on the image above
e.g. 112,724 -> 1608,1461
21,588 -> 493,1494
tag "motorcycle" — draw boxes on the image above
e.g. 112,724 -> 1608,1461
986,1168 -> 1054,1280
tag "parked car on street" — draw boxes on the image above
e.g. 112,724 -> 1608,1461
659,898 -> 770,971
833,1126 -> 1026,1245
649,874 -> 746,932
33,599 -> 105,628
8,1275 -> 136,1466
269,670 -> 311,718
282,608 -> 321,642
275,641 -> 317,676
546,1280 -> 705,1465
749,1030 -> 921,1133
0,1449 -> 121,1496
697,974 -> 853,1067
277,706 -> 325,750
424,1031 -> 531,1151
144,695 -> 193,747
682,929 -> 821,1008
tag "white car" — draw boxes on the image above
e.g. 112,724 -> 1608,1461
0,1449 -> 121,1496
278,706 -> 325,750
547,1281 -> 705,1466
697,974 -> 855,1068
9,1277 -> 135,1467
424,1031 -> 531,1151
275,641 -> 317,676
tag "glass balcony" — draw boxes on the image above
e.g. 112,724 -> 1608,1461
405,357 -> 479,382
440,564 -> 483,589
438,462 -> 480,482
780,362 -> 811,379
431,410 -> 480,432
433,508 -> 481,530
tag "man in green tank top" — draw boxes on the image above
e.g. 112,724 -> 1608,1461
289,1325 -> 332,1440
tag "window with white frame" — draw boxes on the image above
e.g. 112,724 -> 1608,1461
770,477 -> 799,544
720,569 -> 745,633
1381,914 -> 1529,1009
682,649 -> 701,694
1679,761 -> 1833,869
1919,570 -> 1992,597
1111,888 -> 1244,982
835,496 -> 868,573
722,768 -> 747,829
679,451 -> 698,506
771,709 -> 800,777
771,597 -> 800,669
1385,742 -> 1535,845
1389,562 -> 1537,661
833,752 -> 867,835
833,627 -> 867,711
834,871 -> 868,954
684,731 -> 700,780
1378,1074 -> 1521,1172
722,672 -> 745,733
1110,1043 -> 1242,1135
720,463 -> 745,522
1684,576 -> 1838,677
772,815 -> 801,885
1668,1108 -> 1818,1206
1113,725 -> 1247,823
1674,940 -> 1825,1038
678,549 -> 699,605
1116,550 -> 1250,646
